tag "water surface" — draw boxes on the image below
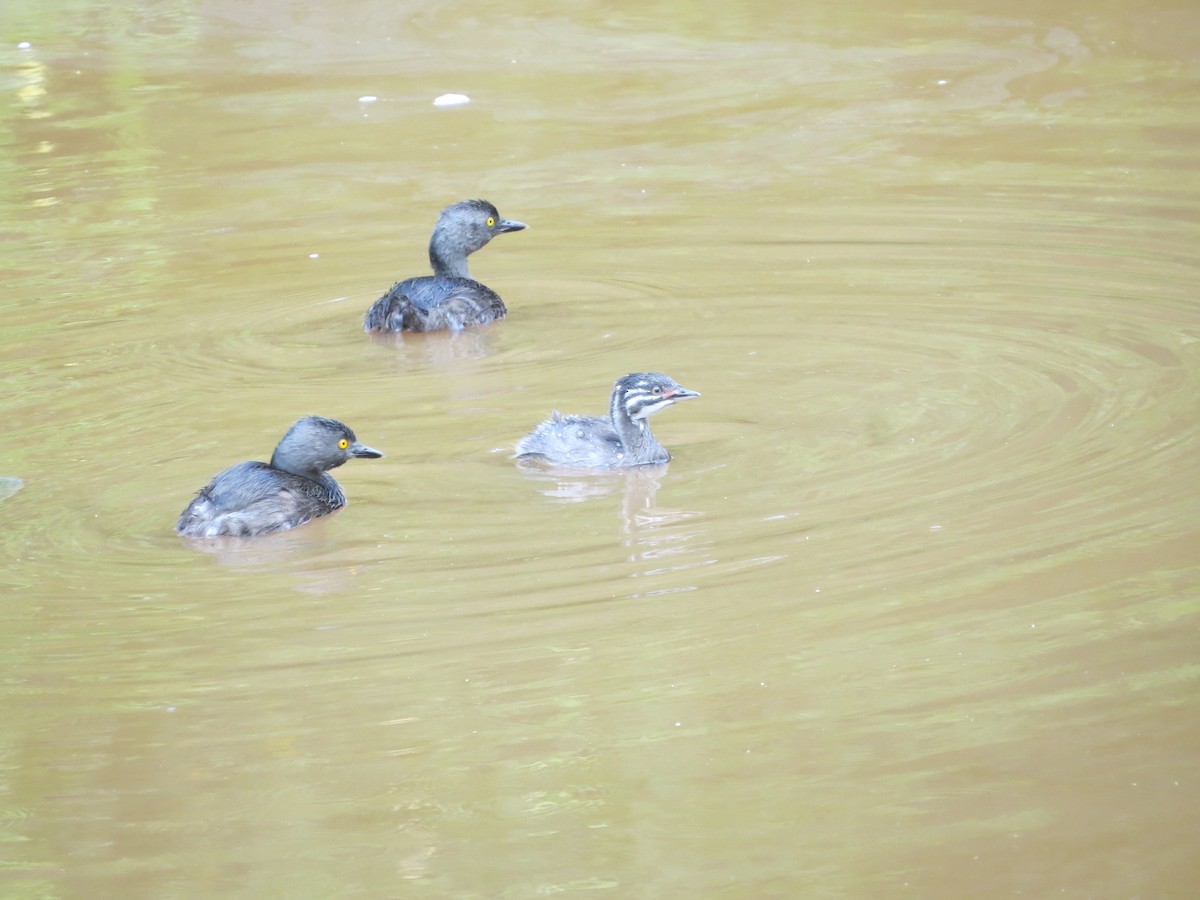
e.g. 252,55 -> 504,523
2,1 -> 1198,896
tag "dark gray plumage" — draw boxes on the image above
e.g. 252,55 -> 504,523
363,199 -> 526,333
175,416 -> 383,538
514,373 -> 700,468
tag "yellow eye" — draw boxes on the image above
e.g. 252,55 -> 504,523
486,216 -> 496,227
338,438 -> 349,449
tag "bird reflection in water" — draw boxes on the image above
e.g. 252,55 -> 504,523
366,326 -> 495,367
515,463 -> 708,579
179,517 -> 375,594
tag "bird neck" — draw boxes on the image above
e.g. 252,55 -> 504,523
269,447 -> 324,482
610,395 -> 666,463
429,236 -> 471,279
